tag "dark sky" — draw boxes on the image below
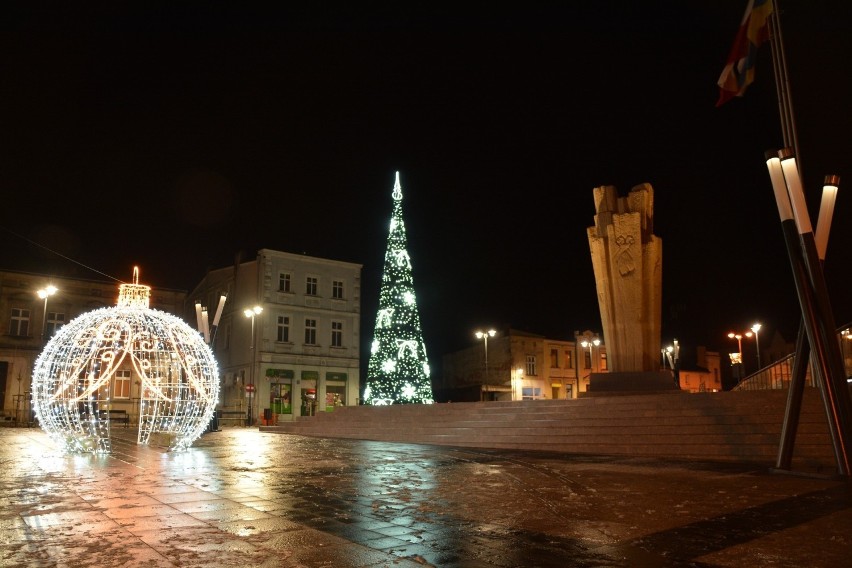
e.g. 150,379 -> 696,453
2,1 -> 851,376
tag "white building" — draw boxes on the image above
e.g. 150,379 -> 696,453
188,249 -> 362,424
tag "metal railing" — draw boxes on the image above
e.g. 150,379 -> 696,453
733,323 -> 852,391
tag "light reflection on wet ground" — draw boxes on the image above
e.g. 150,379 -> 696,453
1,426 -> 850,567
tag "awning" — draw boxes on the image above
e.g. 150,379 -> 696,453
481,385 -> 512,392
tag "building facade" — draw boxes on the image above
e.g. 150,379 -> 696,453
188,249 -> 362,424
440,328 -> 725,400
676,346 -> 723,392
0,269 -> 186,424
439,329 -> 609,402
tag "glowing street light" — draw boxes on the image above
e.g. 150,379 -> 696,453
244,305 -> 263,426
661,345 -> 674,369
475,329 -> 497,381
37,285 -> 58,340
727,332 -> 744,359
728,329 -> 756,376
580,335 -> 601,371
751,323 -> 762,370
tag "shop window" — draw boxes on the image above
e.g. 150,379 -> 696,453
522,387 -> 542,400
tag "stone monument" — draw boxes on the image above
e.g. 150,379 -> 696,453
586,183 -> 679,393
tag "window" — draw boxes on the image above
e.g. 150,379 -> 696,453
600,352 -> 608,371
46,312 -> 66,337
277,315 -> 290,342
565,350 -> 573,369
279,272 -> 291,293
304,318 -> 317,345
114,370 -> 131,399
584,351 -> 592,369
332,280 -> 344,299
9,308 -> 29,337
550,348 -> 558,368
331,321 -> 343,347
525,355 -> 536,376
306,276 -> 318,296
522,387 -> 542,400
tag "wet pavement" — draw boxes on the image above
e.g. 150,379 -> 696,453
1,426 -> 850,568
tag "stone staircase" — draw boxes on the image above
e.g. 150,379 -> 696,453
260,388 -> 839,472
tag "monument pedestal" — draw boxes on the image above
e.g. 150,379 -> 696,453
588,371 -> 682,396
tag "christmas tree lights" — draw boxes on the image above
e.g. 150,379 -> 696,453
31,268 -> 219,453
365,172 -> 433,404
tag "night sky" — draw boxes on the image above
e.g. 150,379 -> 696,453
2,1 -> 851,379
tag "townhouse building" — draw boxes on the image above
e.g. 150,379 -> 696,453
188,249 -> 362,425
438,329 -> 609,402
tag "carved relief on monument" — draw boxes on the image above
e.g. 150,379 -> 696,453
587,183 -> 662,373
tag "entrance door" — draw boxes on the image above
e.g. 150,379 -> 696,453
301,384 -> 317,416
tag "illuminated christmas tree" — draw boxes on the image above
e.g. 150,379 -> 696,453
364,172 -> 433,405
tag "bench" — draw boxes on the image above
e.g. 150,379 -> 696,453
217,411 -> 246,427
104,409 -> 129,428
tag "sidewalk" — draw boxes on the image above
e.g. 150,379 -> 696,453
0,426 -> 849,567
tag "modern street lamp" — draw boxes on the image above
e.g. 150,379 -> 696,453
580,335 -> 600,372
474,329 -> 497,382
661,345 -> 674,369
244,305 -> 263,426
728,329 -> 756,376
751,323 -> 762,370
37,285 -> 58,340
727,332 -> 744,361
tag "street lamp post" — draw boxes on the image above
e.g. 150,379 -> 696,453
728,328 -> 757,376
580,336 -> 600,372
727,332 -> 744,362
244,305 -> 263,426
751,323 -> 762,370
37,285 -> 58,340
661,345 -> 673,369
474,329 -> 496,383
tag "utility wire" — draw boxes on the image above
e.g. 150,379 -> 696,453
1,224 -> 125,283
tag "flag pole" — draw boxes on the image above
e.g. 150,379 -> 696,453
767,0 -> 802,171
764,1 -> 852,476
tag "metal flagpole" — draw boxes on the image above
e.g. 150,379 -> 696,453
764,1 -> 852,476
767,1 -> 802,164
766,0 -> 813,471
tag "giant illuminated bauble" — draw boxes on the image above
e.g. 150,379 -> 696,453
31,268 -> 219,454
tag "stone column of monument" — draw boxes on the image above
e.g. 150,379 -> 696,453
586,183 -> 678,392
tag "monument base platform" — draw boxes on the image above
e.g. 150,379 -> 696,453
588,371 -> 682,396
